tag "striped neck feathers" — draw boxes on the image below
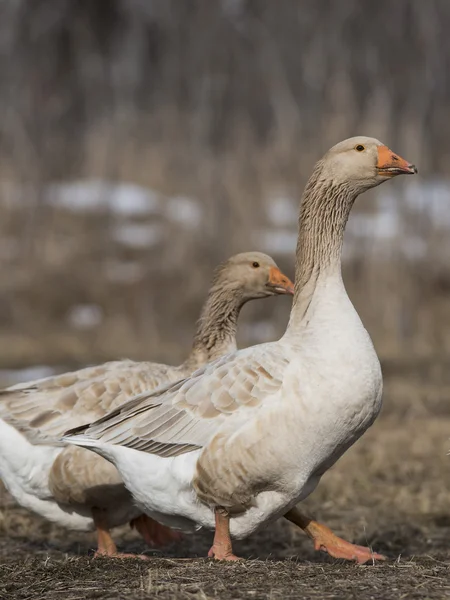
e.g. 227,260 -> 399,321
290,160 -> 359,324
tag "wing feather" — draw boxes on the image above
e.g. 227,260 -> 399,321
65,345 -> 290,457
0,360 -> 185,445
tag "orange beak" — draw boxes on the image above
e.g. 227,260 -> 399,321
377,145 -> 417,177
267,267 -> 294,295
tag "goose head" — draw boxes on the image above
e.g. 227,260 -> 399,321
218,252 -> 294,300
322,136 -> 417,194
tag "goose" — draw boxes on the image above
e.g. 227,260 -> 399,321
64,137 -> 417,562
0,252 -> 294,559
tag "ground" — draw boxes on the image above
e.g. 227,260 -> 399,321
1,362 -> 450,599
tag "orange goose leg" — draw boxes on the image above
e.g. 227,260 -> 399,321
208,507 -> 241,561
130,514 -> 182,547
285,507 -> 386,564
92,508 -> 149,560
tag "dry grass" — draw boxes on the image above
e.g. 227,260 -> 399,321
1,555 -> 450,600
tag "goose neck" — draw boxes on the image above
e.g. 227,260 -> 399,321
182,284 -> 243,371
289,164 -> 357,327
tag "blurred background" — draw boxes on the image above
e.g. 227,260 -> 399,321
0,0 -> 449,386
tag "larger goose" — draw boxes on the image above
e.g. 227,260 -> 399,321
65,137 -> 416,561
0,252 -> 293,558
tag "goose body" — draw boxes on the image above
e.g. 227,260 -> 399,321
0,252 -> 293,553
0,359 -> 187,532
65,137 -> 416,559
68,269 -> 381,539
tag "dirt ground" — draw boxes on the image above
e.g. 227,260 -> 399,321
1,363 -> 450,600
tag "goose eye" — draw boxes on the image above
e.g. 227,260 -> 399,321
355,144 -> 365,152
252,262 -> 260,268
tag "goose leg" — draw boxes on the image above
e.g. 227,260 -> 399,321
130,514 -> 183,546
284,507 -> 385,564
92,508 -> 149,560
208,507 -> 240,561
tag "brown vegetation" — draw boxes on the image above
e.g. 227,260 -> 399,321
0,1 -> 448,367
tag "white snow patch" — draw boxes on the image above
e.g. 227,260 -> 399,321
256,229 -> 297,255
112,223 -> 163,248
165,196 -> 203,229
46,180 -> 160,216
67,304 -> 103,330
0,365 -> 58,386
266,191 -> 297,227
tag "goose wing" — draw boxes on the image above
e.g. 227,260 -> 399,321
0,360 -> 181,445
65,344 -> 289,458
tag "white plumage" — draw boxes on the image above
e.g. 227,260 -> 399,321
65,137 -> 417,559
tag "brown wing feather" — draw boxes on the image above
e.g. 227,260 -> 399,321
0,360 -> 185,445
48,445 -> 129,507
66,346 -> 289,458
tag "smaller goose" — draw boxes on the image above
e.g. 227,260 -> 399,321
0,252 -> 293,558
64,137 -> 416,562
